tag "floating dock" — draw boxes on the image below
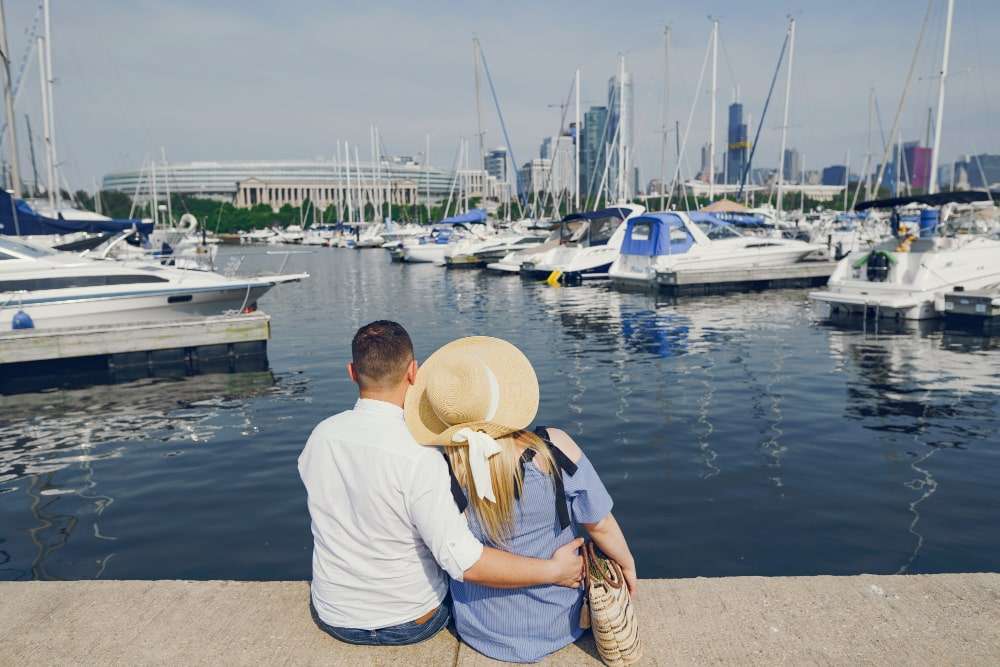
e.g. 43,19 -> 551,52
654,261 -> 837,296
944,288 -> 1000,333
0,312 -> 271,394
3,574 -> 999,665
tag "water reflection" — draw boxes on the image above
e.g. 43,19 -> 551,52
819,318 -> 999,573
0,371 -> 297,580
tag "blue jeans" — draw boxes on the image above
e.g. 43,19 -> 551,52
310,599 -> 451,646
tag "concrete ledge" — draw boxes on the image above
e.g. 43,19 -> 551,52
2,574 -> 999,665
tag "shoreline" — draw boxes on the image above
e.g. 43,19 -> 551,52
4,573 -> 999,665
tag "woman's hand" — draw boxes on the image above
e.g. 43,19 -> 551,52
548,537 -> 586,588
620,563 -> 638,597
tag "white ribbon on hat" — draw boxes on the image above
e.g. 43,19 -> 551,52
452,428 -> 503,503
450,365 -> 502,503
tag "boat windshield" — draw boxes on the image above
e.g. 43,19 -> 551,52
0,237 -> 56,259
693,219 -> 742,240
561,216 -> 620,245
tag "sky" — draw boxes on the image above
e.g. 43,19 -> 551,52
4,0 -> 999,191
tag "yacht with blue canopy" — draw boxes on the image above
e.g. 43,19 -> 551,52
609,211 -> 822,287
0,189 -> 151,251
519,204 -> 645,283
397,209 -> 494,263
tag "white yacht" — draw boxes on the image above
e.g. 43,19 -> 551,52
400,222 -> 492,264
0,237 -> 307,330
354,223 -> 386,248
609,211 -> 822,287
267,225 -> 304,245
519,205 -> 646,283
444,224 -> 547,268
810,206 -> 1000,321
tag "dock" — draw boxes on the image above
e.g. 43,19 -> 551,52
945,288 -> 1000,323
0,312 -> 271,394
654,261 -> 837,296
2,574 -> 998,665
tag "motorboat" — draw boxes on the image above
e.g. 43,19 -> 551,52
810,200 -> 1000,321
0,236 -> 307,330
267,225 -> 304,244
609,211 -> 822,287
302,225 -> 338,246
399,222 -> 491,264
399,209 -> 492,264
444,224 -> 547,268
354,223 -> 386,248
241,228 -> 277,244
519,204 -> 645,283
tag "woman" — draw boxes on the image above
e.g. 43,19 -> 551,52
404,335 -> 637,663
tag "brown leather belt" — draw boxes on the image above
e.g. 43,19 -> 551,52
412,606 -> 438,625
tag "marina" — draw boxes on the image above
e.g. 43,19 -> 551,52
1,0 -> 999,663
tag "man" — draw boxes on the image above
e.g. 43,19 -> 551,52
299,321 -> 584,646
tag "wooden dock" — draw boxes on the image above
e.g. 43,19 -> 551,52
0,312 -> 271,394
654,261 -> 837,296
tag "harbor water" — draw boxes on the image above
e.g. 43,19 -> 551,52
1,247 -> 999,581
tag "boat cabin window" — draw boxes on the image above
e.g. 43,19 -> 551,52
629,222 -> 651,241
0,237 -> 56,258
0,250 -> 15,260
693,219 -> 741,240
0,274 -> 171,292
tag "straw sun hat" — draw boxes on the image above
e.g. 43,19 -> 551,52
404,336 -> 539,447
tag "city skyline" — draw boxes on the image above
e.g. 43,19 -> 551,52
3,1 -> 999,194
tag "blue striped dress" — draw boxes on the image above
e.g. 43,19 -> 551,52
450,449 -> 613,663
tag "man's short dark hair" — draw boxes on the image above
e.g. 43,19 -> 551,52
351,321 -> 414,389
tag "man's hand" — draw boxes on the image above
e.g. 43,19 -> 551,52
548,537 -> 586,588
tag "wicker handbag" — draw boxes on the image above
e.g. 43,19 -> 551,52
579,542 -> 642,666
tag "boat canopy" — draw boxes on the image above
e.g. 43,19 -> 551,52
855,191 -> 991,211
558,207 -> 631,246
439,208 -> 487,225
0,190 -> 152,237
620,212 -> 730,256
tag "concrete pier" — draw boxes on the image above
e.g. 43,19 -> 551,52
3,574 -> 999,665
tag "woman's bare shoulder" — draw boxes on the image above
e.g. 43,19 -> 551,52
542,427 -> 583,463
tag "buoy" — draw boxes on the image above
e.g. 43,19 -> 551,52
545,270 -> 563,287
12,310 -> 34,330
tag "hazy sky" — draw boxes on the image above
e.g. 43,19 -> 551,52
4,1 -> 999,190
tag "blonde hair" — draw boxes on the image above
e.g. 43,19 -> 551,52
445,429 -> 557,546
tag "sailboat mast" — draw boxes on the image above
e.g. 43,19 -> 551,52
927,0 -> 953,194
473,39 -> 485,170
617,54 -> 626,203
574,67 -> 580,211
425,133 -> 430,222
660,25 -> 670,211
37,37 -> 55,209
776,17 -> 795,221
708,18 -> 718,201
0,0 -> 21,198
24,115 -> 38,195
41,0 -> 58,209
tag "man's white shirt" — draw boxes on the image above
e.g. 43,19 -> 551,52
298,398 -> 484,630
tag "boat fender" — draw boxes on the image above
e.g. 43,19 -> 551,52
12,310 -> 34,330
545,270 -> 564,287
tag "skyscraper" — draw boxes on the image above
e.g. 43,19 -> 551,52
782,149 -> 801,183
726,102 -> 748,184
484,147 -> 507,182
607,71 -> 634,199
580,106 -> 608,199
